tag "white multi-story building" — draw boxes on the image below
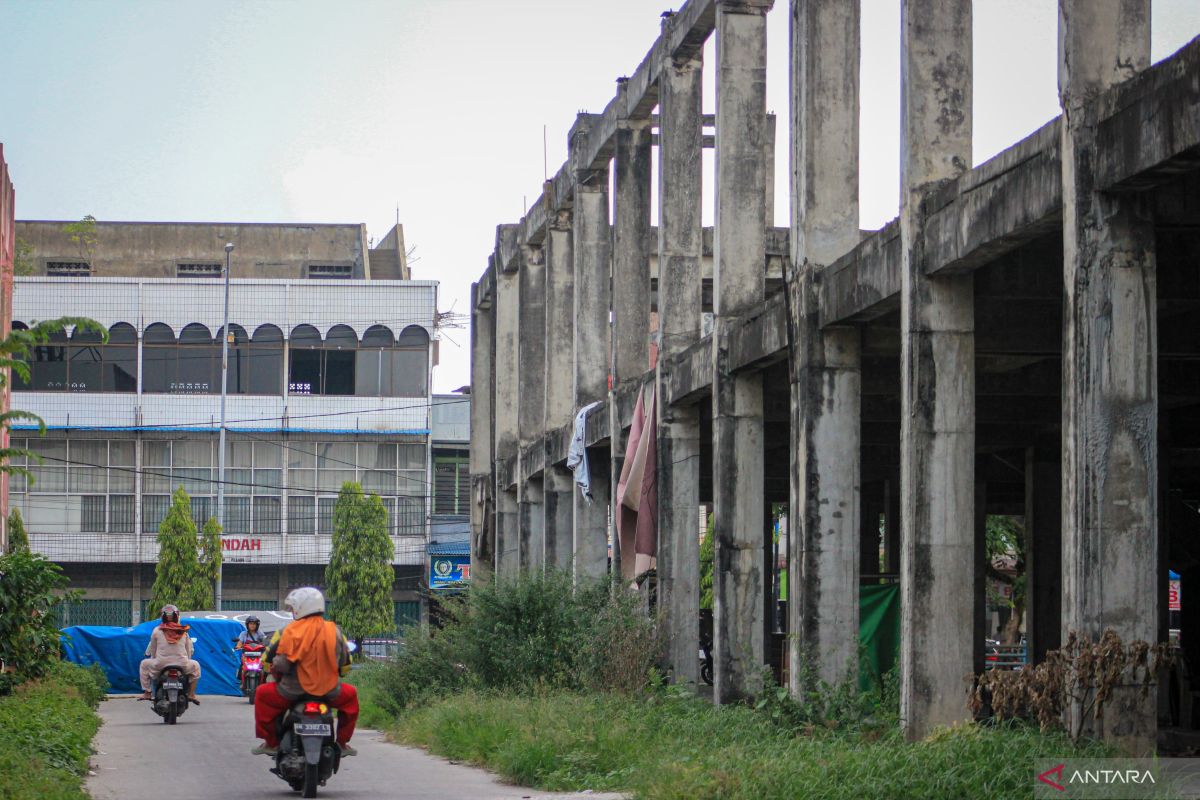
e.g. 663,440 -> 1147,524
11,220 -> 440,627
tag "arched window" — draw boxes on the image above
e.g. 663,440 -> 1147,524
323,325 -> 357,396
103,324 -> 138,392
10,322 -> 30,391
31,327 -> 69,391
286,324 -> 360,396
215,324 -> 249,393
288,325 -> 322,395
248,324 -> 283,395
390,325 -> 430,397
176,323 -> 217,393
142,323 -> 176,393
355,325 -> 394,396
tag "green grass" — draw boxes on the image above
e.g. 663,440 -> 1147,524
382,689 -> 1115,800
0,662 -> 106,800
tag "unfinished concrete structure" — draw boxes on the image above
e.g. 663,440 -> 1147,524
471,0 -> 1200,751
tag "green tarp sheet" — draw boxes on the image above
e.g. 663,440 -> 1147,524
859,582 -> 900,690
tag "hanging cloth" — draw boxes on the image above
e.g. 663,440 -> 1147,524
567,401 -> 603,501
615,384 -> 658,584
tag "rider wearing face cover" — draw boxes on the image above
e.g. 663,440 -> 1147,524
139,604 -> 202,704
250,588 -> 358,758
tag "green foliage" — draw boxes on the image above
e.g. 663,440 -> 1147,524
699,516 -> 714,611
61,215 -> 97,264
0,663 -> 105,800
369,571 -> 660,714
199,515 -> 223,589
325,482 -> 394,642
754,659 -> 899,737
6,508 -> 28,554
0,318 -> 106,485
394,690 -> 1114,800
12,237 -> 34,277
148,487 -> 211,612
0,548 -> 78,693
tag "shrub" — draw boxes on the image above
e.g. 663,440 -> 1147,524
0,548 -> 78,694
370,570 -> 661,713
0,663 -> 104,800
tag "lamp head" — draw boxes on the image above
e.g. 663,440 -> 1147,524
224,242 -> 234,253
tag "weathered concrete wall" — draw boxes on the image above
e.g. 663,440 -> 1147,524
16,220 -> 370,279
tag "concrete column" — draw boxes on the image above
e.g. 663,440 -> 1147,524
898,0 -> 976,740
1059,0 -> 1156,754
571,114 -> 612,583
518,242 -> 547,573
656,27 -> 704,688
470,282 -> 495,573
612,111 -> 652,384
1025,448 -> 1061,665
711,0 -> 772,704
544,211 -> 576,574
788,0 -> 862,694
574,449 -> 610,581
493,234 -> 521,577
518,477 -> 544,572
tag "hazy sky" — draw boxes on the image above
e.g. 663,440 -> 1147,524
3,1 -> 1199,392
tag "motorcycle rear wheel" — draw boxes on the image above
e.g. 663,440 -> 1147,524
166,705 -> 177,725
302,763 -> 319,798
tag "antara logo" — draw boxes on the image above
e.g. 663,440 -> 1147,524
1037,762 -> 1156,792
1038,764 -> 1066,791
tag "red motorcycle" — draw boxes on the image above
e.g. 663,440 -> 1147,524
238,643 -> 266,704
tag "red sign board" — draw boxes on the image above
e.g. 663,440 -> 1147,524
222,537 -> 262,552
1170,580 -> 1181,613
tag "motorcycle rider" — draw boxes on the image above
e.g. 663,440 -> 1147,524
235,616 -> 267,681
139,604 -> 201,704
250,587 -> 359,758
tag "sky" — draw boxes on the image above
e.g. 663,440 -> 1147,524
2,1 -> 1199,393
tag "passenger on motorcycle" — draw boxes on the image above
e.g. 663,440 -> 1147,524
250,588 -> 359,758
139,604 -> 201,704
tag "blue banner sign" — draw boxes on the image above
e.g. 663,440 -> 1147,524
429,554 -> 471,590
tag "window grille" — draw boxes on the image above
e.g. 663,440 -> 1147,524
177,263 -> 222,278
45,261 -> 91,277
307,264 -> 352,279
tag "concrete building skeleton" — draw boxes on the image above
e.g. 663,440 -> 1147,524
470,0 -> 1200,751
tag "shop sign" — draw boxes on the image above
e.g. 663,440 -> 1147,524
222,537 -> 262,552
429,555 -> 471,590
1170,579 -> 1181,613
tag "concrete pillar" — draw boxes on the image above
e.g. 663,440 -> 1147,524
572,114 -> 612,583
788,0 -> 862,694
493,233 -> 521,577
711,0 -> 772,704
470,281 -> 495,573
518,477 -> 544,572
656,24 -> 704,688
518,242 -> 547,573
612,110 -> 652,384
574,449 -> 610,581
1059,0 -> 1156,754
1025,448 -> 1061,664
898,0 -> 976,740
544,211 -> 576,574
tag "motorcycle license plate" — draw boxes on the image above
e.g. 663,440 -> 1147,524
294,723 -> 332,736
162,681 -> 183,689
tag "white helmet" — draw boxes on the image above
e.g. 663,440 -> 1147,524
284,587 -> 326,619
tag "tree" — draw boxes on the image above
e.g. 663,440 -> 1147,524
62,215 -> 98,265
985,515 -> 1026,644
6,509 -> 28,554
12,238 -> 34,276
199,516 -> 223,593
324,482 -> 393,645
148,487 -> 212,612
700,515 -> 714,611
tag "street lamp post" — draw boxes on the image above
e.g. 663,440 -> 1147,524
215,241 -> 233,611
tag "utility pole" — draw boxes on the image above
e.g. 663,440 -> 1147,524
215,241 -> 233,610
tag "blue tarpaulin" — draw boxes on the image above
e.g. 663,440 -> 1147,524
61,617 -> 245,696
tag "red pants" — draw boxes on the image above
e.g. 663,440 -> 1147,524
254,682 -> 358,747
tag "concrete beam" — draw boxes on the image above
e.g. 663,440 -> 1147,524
898,0 -> 977,741
1060,0 -> 1157,755
470,279 -> 496,567
572,118 -> 612,409
612,107 -> 653,382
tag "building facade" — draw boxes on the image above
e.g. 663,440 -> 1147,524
12,220 -> 433,627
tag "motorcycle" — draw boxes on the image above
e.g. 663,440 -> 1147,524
270,698 -> 343,798
148,665 -> 191,725
238,642 -> 266,704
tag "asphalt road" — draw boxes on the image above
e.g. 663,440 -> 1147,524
89,694 -> 623,800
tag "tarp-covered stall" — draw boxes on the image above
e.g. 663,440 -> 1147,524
62,617 -> 245,696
